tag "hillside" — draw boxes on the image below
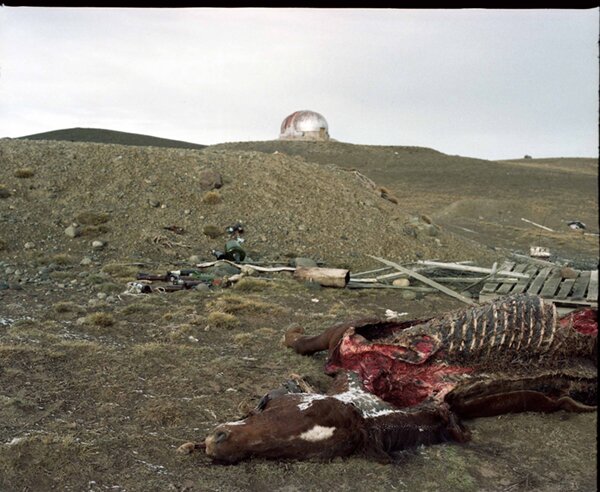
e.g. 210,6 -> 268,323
213,140 -> 599,262
0,138 -> 495,271
19,127 -> 206,150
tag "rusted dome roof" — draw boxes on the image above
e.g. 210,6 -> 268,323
280,110 -> 329,135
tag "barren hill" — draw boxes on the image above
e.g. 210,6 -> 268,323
213,140 -> 599,262
0,138 -> 495,271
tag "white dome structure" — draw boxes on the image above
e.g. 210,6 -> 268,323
279,110 -> 330,141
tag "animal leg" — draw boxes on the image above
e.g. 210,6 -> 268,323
177,441 -> 206,454
453,390 -> 597,419
284,322 -> 351,355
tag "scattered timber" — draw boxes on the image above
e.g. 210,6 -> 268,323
414,260 -> 529,279
368,256 -> 478,306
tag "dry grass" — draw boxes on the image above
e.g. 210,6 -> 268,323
14,168 -> 35,178
50,253 -> 75,265
232,278 -> 274,292
101,263 -> 141,278
207,311 -> 240,329
201,190 -> 222,204
120,302 -> 160,315
208,294 -> 283,315
53,301 -> 84,314
84,312 -> 115,327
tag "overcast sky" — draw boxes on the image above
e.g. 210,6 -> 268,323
1,8 -> 598,160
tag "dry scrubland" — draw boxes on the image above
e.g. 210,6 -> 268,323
0,137 -> 597,491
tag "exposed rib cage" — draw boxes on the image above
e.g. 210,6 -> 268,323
390,294 -> 595,363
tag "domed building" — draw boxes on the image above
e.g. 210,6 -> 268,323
279,110 -> 330,141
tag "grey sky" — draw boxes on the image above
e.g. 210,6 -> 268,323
1,8 -> 598,160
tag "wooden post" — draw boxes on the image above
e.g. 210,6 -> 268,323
293,267 -> 350,288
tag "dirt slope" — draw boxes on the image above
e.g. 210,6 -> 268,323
0,138 -> 497,271
213,140 -> 599,263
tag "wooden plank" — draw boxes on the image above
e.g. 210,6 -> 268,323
571,271 -> 591,300
539,268 -> 563,298
369,256 -> 477,305
556,278 -> 576,299
548,298 -> 597,307
481,261 -> 515,294
415,260 -> 529,278
511,265 -> 538,294
496,263 -> 526,295
587,270 -> 598,302
527,267 -> 552,296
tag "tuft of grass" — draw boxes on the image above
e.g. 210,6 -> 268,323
54,301 -> 84,314
209,294 -> 284,315
201,190 -> 222,204
101,263 -> 140,278
75,211 -> 111,225
94,282 -> 122,294
207,311 -> 240,329
232,278 -> 273,292
50,253 -> 74,265
120,302 -> 159,315
232,332 -> 255,346
87,273 -> 111,284
203,224 -> 223,238
84,312 -> 114,327
14,168 -> 35,178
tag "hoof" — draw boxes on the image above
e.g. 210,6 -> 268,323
177,442 -> 199,454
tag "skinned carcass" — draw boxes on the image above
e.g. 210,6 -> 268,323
188,294 -> 596,463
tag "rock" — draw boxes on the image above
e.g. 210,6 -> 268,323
80,257 -> 93,266
65,225 -> 81,238
291,257 -> 318,268
0,188 -> 11,199
5,267 -> 14,275
13,269 -> 22,277
24,242 -> 35,250
106,296 -> 116,303
184,209 -> 191,215
9,283 -> 23,290
0,281 -> 9,290
96,292 -> 107,300
149,199 -> 160,208
392,278 -> 410,287
194,283 -> 209,291
91,240 -> 105,250
188,255 -> 201,264
198,169 -> 223,190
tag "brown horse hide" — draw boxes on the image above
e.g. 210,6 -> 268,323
195,295 -> 596,463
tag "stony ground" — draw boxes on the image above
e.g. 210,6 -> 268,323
0,137 -> 597,491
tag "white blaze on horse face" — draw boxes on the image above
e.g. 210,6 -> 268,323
298,425 -> 336,442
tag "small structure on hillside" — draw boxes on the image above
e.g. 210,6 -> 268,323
279,110 -> 330,141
